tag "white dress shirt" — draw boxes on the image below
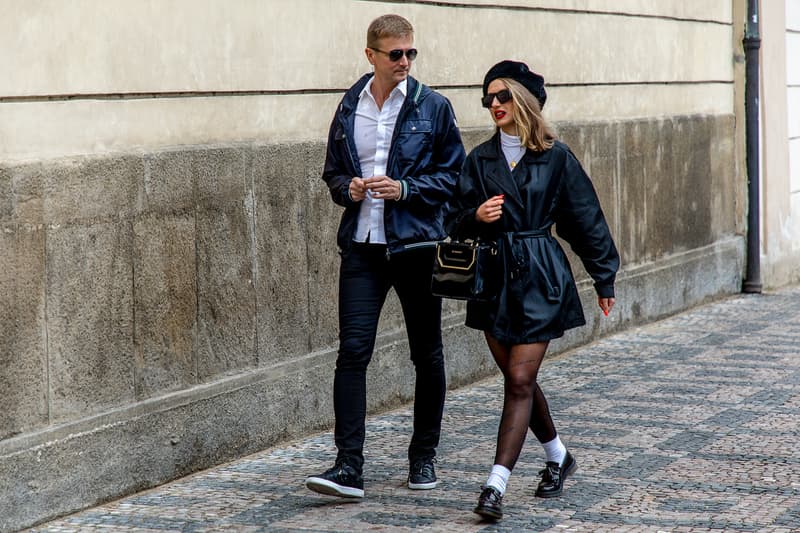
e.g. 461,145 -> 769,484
352,77 -> 407,244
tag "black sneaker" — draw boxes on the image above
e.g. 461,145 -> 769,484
535,451 -> 577,498
305,460 -> 364,498
408,458 -> 437,490
474,486 -> 503,520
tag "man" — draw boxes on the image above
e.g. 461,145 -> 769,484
305,14 -> 465,499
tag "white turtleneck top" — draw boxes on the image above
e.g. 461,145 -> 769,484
500,130 -> 526,171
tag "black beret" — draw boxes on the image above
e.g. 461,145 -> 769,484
483,60 -> 547,109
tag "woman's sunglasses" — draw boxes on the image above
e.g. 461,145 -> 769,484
481,89 -> 513,108
370,47 -> 418,62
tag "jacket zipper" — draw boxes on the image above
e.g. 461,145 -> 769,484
402,241 -> 438,250
385,81 -> 423,178
338,113 -> 360,182
386,240 -> 439,261
384,82 -> 424,257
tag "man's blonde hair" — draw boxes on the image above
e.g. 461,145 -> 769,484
367,14 -> 414,48
500,78 -> 557,151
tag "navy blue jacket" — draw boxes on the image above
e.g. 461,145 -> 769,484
446,133 -> 619,344
322,74 -> 465,254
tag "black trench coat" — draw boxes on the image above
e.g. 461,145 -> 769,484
445,133 -> 620,344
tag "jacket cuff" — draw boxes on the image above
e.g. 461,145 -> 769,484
399,179 -> 410,201
594,283 -> 615,299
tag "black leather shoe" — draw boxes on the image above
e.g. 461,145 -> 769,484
535,451 -> 577,498
473,486 -> 503,520
408,458 -> 437,489
305,460 -> 364,498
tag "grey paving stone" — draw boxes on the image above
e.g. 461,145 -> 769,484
28,286 -> 800,532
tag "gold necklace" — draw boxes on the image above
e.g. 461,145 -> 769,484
510,147 -> 525,169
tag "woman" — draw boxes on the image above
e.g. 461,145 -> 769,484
445,61 -> 619,520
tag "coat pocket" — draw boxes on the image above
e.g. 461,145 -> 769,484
530,254 -> 561,302
519,238 -> 563,303
394,120 -> 433,167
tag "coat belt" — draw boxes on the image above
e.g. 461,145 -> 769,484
500,228 -> 552,280
506,228 -> 551,239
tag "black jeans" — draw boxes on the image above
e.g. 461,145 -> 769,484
334,243 -> 446,472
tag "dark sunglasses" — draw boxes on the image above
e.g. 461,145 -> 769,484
481,89 -> 513,108
370,47 -> 418,62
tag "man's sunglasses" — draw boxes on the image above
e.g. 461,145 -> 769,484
481,89 -> 513,108
370,47 -> 418,62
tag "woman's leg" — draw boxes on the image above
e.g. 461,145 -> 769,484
475,334 -> 550,519
530,383 -> 567,465
529,383 -> 556,443
485,335 -> 549,470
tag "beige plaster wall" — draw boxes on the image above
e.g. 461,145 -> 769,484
0,2 -> 748,529
786,1 -> 800,267
758,0 -> 800,287
1,1 -> 733,162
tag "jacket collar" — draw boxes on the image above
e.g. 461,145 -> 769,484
475,130 -> 552,165
340,74 -> 422,116
474,132 -> 551,209
359,77 -> 408,102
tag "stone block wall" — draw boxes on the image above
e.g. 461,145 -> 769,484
0,114 -> 743,531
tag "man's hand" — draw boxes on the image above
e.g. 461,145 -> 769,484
364,176 -> 401,201
349,177 -> 367,201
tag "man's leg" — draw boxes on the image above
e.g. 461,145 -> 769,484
391,247 -> 446,487
334,244 -> 390,468
306,244 -> 389,498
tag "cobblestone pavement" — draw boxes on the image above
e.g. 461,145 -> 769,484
30,287 -> 800,532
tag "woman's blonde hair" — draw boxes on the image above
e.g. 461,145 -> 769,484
498,78 -> 556,151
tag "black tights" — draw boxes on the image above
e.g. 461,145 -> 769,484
485,333 -> 557,470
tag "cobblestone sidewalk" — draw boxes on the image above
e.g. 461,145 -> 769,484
30,287 -> 800,532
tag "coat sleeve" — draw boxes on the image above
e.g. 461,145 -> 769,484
321,108 -> 359,208
444,151 -> 482,239
553,147 -> 620,298
398,98 -> 466,210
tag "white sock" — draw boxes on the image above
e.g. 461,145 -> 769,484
485,464 -> 511,495
542,435 -> 567,465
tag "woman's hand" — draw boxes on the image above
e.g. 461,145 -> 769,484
598,297 -> 615,316
475,194 -> 505,223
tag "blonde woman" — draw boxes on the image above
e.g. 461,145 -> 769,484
445,61 -> 619,520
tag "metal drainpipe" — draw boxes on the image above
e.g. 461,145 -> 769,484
742,0 -> 762,293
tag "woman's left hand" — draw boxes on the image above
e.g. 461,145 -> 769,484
598,297 -> 615,316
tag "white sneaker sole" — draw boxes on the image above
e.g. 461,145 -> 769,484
408,480 -> 437,490
305,476 -> 364,498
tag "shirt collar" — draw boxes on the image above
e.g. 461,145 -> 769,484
360,77 -> 408,101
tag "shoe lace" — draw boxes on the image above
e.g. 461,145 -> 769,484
411,457 -> 436,477
482,486 -> 502,502
330,459 -> 354,477
538,463 -> 559,482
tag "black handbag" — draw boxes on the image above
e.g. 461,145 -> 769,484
431,239 -> 500,301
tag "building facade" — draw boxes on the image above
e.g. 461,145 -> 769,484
759,1 -> 800,286
1,1 -> 795,530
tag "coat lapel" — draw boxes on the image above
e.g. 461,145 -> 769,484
478,133 -> 525,210
485,168 -> 525,210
